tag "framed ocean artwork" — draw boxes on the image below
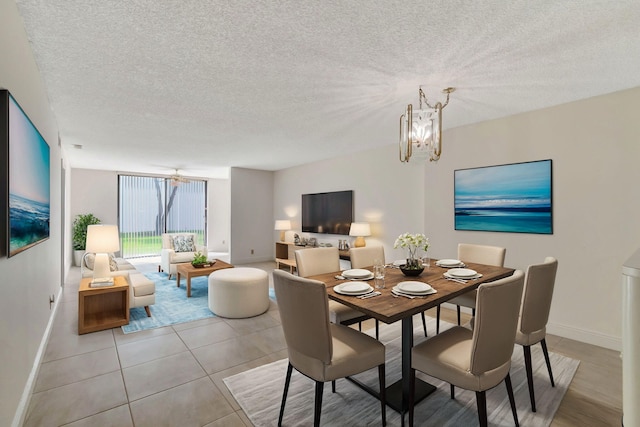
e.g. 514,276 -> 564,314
1,90 -> 51,257
454,159 -> 552,234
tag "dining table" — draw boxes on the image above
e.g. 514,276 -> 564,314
308,260 -> 515,424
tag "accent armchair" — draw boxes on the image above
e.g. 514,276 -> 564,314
160,233 -> 207,279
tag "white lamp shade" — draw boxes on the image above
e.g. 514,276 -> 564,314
349,222 -> 371,237
85,225 -> 120,253
274,220 -> 291,231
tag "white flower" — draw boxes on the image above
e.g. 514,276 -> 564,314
393,233 -> 430,254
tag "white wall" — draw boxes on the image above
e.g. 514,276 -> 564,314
424,87 -> 640,350
274,145 -> 426,264
229,167 -> 274,264
207,178 -> 230,252
0,1 -> 64,425
275,88 -> 640,351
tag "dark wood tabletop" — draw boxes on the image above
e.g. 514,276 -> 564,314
309,260 -> 515,324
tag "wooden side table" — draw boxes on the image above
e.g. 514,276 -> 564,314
78,276 -> 129,334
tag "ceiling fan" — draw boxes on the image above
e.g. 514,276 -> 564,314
169,169 -> 190,186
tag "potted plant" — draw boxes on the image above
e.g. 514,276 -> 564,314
191,251 -> 209,268
394,233 -> 430,276
72,213 -> 101,266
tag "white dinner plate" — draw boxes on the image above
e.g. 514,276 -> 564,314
392,286 -> 437,296
397,281 -> 433,294
334,282 -> 373,295
447,268 -> 478,278
437,259 -> 464,267
342,269 -> 372,279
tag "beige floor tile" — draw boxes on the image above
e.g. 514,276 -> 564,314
117,332 -> 187,368
129,377 -> 234,427
171,315 -> 224,332
202,411 -> 249,427
35,346 -> 120,392
192,336 -> 268,375
62,404 -> 134,427
223,311 -> 281,335
24,371 -> 127,427
113,323 -> 174,346
242,324 -> 287,355
177,320 -> 239,349
43,328 -> 115,362
122,351 -> 206,401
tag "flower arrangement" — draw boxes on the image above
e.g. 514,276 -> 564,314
394,233 -> 430,270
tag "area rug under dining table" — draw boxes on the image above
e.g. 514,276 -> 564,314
223,317 -> 579,426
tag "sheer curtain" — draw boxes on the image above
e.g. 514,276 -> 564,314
118,175 -> 207,258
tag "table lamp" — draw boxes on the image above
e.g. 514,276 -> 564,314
85,224 -> 120,286
349,222 -> 371,248
275,220 -> 291,242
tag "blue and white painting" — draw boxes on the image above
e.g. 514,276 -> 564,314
8,94 -> 50,256
454,160 -> 552,234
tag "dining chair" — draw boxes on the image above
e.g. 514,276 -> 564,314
273,270 -> 386,427
409,270 -> 525,427
435,243 -> 506,334
516,257 -> 558,412
349,246 -> 384,339
296,247 -> 374,337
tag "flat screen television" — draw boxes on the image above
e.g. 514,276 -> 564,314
302,190 -> 353,235
1,90 -> 51,257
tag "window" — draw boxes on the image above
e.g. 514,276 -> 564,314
118,175 -> 207,258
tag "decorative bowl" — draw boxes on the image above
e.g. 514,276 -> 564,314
400,266 -> 424,277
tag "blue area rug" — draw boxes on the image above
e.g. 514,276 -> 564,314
122,271 -> 275,334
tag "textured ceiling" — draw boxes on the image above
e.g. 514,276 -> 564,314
15,0 -> 640,179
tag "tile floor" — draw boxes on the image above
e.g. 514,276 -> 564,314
23,258 -> 622,426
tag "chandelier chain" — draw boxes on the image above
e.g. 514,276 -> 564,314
418,87 -> 454,110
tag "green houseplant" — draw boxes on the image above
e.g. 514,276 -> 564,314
191,251 -> 209,268
72,214 -> 101,266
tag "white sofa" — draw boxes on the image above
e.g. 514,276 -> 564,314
160,233 -> 207,278
81,253 -> 156,317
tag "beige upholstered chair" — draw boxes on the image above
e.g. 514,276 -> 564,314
409,270 -> 525,427
349,246 -> 385,270
516,257 -> 558,412
349,246 -> 384,339
295,247 -> 371,331
273,270 -> 386,427
160,233 -> 207,278
435,243 -> 507,334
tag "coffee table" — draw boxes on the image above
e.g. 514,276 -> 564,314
176,259 -> 234,297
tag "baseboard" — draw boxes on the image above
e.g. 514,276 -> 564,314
547,321 -> 621,352
12,285 -> 63,427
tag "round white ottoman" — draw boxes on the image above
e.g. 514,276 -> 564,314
208,267 -> 270,318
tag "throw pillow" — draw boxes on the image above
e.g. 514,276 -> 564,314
109,254 -> 119,271
173,235 -> 195,252
84,253 -> 96,270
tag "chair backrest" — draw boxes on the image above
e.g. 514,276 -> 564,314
470,270 -> 525,375
349,246 -> 385,269
162,233 -> 198,250
295,247 -> 340,277
273,270 -> 332,363
458,243 -> 506,267
519,257 -> 558,335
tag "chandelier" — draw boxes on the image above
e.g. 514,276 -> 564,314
399,87 -> 455,163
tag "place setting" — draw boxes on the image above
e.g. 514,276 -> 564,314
391,281 -> 437,299
443,267 -> 483,283
333,281 -> 381,299
334,268 -> 374,280
435,258 -> 466,268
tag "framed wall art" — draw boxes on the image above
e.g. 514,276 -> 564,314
1,90 -> 51,257
454,159 -> 552,234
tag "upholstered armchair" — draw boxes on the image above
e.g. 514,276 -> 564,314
160,233 -> 207,278
81,252 -> 135,278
